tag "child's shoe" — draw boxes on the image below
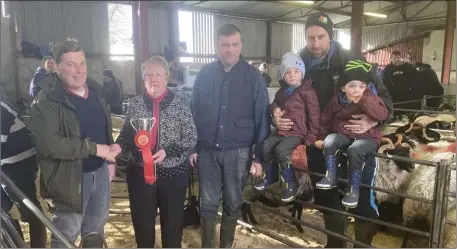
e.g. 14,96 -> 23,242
316,155 -> 338,189
280,162 -> 298,202
342,170 -> 362,208
254,162 -> 278,190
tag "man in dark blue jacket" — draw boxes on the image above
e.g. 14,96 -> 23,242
273,13 -> 393,248
190,24 -> 270,248
29,56 -> 55,97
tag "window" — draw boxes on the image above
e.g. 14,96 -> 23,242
335,29 -> 351,50
178,10 -> 215,63
108,3 -> 134,61
292,23 -> 307,54
2,1 -> 10,18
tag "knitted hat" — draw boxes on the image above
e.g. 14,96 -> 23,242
280,52 -> 305,80
342,60 -> 373,86
305,12 -> 334,39
103,69 -> 114,78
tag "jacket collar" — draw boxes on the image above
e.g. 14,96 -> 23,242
39,73 -> 103,104
142,88 -> 175,110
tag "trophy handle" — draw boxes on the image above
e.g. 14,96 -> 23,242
130,119 -> 137,132
151,117 -> 156,129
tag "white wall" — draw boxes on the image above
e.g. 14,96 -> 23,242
422,29 -> 456,85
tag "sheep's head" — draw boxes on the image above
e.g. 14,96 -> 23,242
379,137 -> 415,173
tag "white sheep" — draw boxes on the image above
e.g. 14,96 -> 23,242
402,152 -> 456,248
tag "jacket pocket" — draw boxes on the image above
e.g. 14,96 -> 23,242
46,160 -> 82,212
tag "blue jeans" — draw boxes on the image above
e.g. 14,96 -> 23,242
51,164 -> 110,248
197,147 -> 252,218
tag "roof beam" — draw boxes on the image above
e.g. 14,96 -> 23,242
265,1 -> 352,16
275,0 -> 332,22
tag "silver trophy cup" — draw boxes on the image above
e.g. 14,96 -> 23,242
130,118 -> 156,133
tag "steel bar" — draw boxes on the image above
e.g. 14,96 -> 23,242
393,108 -> 455,115
217,212 -> 305,248
446,220 -> 456,226
446,191 -> 456,197
438,160 -> 453,247
111,195 -> 129,199
304,170 -> 432,204
109,210 -> 131,215
263,189 -> 430,238
0,210 -> 27,248
0,226 -> 18,248
429,159 -> 448,247
371,152 -> 437,167
244,201 -> 373,248
0,172 -> 76,248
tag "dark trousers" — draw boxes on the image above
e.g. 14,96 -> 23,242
197,147 -> 252,218
262,133 -> 302,165
323,134 -> 378,171
126,166 -> 189,248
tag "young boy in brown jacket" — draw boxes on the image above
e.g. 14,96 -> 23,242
254,52 -> 320,202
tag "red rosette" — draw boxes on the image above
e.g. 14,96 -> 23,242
134,130 -> 156,184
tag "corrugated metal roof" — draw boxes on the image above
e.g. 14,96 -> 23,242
363,37 -> 424,67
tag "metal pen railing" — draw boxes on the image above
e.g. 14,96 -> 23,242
0,209 -> 28,248
0,171 -> 76,248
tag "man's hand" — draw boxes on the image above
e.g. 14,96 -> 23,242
96,144 -> 119,163
272,116 -> 294,131
249,161 -> 263,178
189,153 -> 198,167
109,143 -> 122,154
273,107 -> 284,118
153,149 -> 166,164
344,114 -> 378,134
108,164 -> 116,182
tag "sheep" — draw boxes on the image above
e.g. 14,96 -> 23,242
401,152 -> 456,248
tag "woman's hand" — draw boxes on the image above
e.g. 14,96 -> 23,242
153,149 -> 166,164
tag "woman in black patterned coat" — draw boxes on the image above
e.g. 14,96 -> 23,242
116,56 -> 197,248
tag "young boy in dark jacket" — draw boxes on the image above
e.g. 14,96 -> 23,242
254,52 -> 320,202
315,60 -> 388,208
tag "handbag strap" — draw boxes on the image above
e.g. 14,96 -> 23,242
188,166 -> 195,199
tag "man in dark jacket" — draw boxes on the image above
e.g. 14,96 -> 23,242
29,56 -> 55,97
1,85 -> 47,248
382,51 -> 421,111
190,24 -> 270,248
273,12 -> 393,248
259,62 -> 272,87
102,69 -> 123,114
414,62 -> 444,108
27,39 -> 121,248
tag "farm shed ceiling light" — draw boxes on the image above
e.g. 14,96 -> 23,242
364,12 -> 388,18
292,1 -> 315,5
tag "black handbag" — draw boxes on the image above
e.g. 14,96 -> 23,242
183,167 -> 200,227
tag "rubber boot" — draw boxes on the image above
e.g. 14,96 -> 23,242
80,232 -> 105,248
219,215 -> 238,248
28,218 -> 47,248
316,155 -> 338,190
323,212 -> 346,248
279,162 -> 298,202
254,162 -> 279,190
354,219 -> 377,248
200,217 -> 216,248
342,170 -> 362,208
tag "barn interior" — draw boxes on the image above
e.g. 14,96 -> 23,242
0,0 -> 456,248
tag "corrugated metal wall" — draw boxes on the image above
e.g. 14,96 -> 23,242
193,12 -> 215,63
292,23 -> 307,54
363,37 -> 425,67
271,22 -> 292,58
148,8 -> 169,55
15,1 -> 109,54
214,16 -> 267,58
